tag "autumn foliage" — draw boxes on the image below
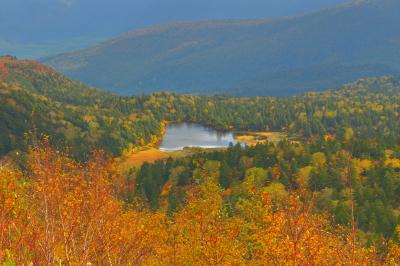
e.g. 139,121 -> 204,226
0,56 -> 54,80
0,63 -> 8,80
0,141 -> 399,265
1,140 -> 161,265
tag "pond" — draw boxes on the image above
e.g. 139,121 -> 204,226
159,123 -> 237,151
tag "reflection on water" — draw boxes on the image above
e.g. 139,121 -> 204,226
159,123 -> 236,151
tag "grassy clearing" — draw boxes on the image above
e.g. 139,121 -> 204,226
119,147 -> 211,170
235,132 -> 287,146
123,148 -> 168,166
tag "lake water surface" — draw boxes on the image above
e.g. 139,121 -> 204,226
159,123 -> 236,151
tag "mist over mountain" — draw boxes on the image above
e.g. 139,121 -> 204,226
44,0 -> 400,96
0,0 -> 348,58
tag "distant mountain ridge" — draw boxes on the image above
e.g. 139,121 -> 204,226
0,0 -> 349,58
44,0 -> 400,95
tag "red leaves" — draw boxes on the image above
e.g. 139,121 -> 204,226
0,62 -> 9,79
0,56 -> 56,83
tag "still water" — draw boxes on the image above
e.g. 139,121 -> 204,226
159,123 -> 237,151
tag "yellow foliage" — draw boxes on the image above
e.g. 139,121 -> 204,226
297,166 -> 313,187
311,152 -> 327,167
344,127 -> 354,141
385,158 -> 400,169
0,143 -> 390,265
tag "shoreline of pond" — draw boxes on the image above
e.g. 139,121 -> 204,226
154,121 -> 291,152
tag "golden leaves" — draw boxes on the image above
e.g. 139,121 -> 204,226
0,143 -> 390,265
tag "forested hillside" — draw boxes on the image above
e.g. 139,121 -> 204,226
0,0 -> 348,58
1,56 -> 400,158
135,133 -> 400,239
3,0 -> 400,263
44,0 -> 400,95
4,141 -> 397,265
1,57 -> 400,264
0,56 -> 161,157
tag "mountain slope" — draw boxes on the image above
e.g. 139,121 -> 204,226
0,56 -> 161,157
44,0 -> 400,96
1,0 -> 348,58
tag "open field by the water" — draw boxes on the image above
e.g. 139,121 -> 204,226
235,132 -> 287,146
120,147 -> 219,168
123,148 -> 168,166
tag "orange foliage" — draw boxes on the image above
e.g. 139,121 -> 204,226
0,141 -> 391,265
157,178 -> 244,265
0,55 -> 55,79
124,148 -> 168,166
0,62 -> 8,80
1,140 -> 161,264
0,165 -> 33,263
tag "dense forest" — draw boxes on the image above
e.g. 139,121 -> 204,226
2,139 -> 400,264
0,56 -> 161,157
134,138 -> 400,240
1,56 -> 400,264
1,56 -> 399,157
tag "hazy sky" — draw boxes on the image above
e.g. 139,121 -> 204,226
1,0 -> 350,42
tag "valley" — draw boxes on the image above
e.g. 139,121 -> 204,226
3,0 -> 400,264
1,56 -> 400,264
